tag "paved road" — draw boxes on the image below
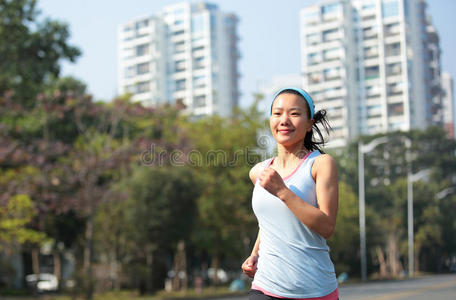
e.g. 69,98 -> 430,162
215,274 -> 456,300
338,273 -> 456,300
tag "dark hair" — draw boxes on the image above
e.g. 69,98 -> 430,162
275,89 -> 332,153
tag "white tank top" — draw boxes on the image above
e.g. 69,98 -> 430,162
252,150 -> 338,298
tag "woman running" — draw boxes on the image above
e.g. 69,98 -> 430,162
242,87 -> 339,300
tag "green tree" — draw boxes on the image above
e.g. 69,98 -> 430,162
327,181 -> 360,276
0,194 -> 48,249
120,166 -> 201,294
0,0 -> 81,108
334,127 -> 456,278
186,98 -> 266,282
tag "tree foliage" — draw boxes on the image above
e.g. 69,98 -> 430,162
0,0 -> 81,107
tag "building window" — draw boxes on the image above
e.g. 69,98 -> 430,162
382,0 -> 399,18
173,30 -> 185,36
192,14 -> 205,33
325,87 -> 342,99
388,102 -> 404,116
308,72 -> 321,84
384,22 -> 400,37
362,3 -> 376,10
193,46 -> 205,52
174,8 -> 185,16
174,60 -> 186,72
125,84 -> 135,93
324,67 -> 340,80
125,66 -> 135,78
389,121 -> 403,129
137,81 -> 150,93
137,63 -> 150,75
365,66 -> 379,80
362,25 -> 378,39
303,10 -> 319,19
321,3 -> 340,15
193,75 -> 206,88
386,63 -> 402,76
385,42 -> 401,57
387,82 -> 403,95
323,48 -> 340,61
176,79 -> 186,91
323,28 -> 339,42
194,56 -> 205,69
308,52 -> 321,65
136,44 -> 149,56
135,20 -> 149,30
306,33 -> 319,45
194,95 -> 206,107
175,41 -> 185,53
367,104 -> 382,117
364,45 -> 379,59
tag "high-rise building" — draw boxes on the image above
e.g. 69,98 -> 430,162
441,72 -> 455,138
118,2 -> 240,117
300,0 -> 443,147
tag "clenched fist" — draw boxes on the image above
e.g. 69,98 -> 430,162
258,167 -> 288,198
241,255 -> 258,278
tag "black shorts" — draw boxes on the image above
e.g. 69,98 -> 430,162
249,289 -> 283,300
248,289 -> 339,300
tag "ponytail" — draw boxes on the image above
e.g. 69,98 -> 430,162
304,109 -> 331,153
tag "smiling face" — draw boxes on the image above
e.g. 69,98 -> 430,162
270,92 -> 314,148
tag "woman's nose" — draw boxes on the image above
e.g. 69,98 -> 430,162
279,114 -> 290,124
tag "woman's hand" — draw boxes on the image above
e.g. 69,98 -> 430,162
258,167 -> 288,198
241,255 -> 258,278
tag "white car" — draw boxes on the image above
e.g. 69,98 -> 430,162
25,273 -> 58,292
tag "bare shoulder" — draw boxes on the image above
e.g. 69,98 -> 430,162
312,153 -> 338,178
249,162 -> 264,185
314,153 -> 337,167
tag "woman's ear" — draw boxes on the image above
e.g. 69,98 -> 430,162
307,119 -> 315,132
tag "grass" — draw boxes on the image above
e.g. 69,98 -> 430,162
1,286 -> 248,300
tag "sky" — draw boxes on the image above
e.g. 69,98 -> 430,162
37,0 -> 456,108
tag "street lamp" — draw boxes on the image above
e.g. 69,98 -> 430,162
407,168 -> 430,277
358,136 -> 388,281
436,186 -> 456,200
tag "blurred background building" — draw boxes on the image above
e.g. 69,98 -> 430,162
300,0 -> 446,147
441,71 -> 455,138
118,2 -> 240,117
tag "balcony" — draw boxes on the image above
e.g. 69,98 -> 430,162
387,85 -> 403,96
364,50 -> 378,60
324,69 -> 341,80
308,55 -> 322,65
323,31 -> 341,42
325,88 -> 343,99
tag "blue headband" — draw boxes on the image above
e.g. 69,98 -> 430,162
270,87 -> 315,119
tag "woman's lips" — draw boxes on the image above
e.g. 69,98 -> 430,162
278,129 -> 293,134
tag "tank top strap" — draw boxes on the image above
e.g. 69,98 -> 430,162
260,157 -> 274,171
293,150 -> 321,180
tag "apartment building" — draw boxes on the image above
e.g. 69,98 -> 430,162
300,0 -> 443,147
118,2 -> 240,117
441,72 -> 455,138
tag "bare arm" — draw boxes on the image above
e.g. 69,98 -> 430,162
249,162 -> 263,185
261,154 -> 339,239
242,230 -> 260,278
243,164 -> 263,277
250,229 -> 260,256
